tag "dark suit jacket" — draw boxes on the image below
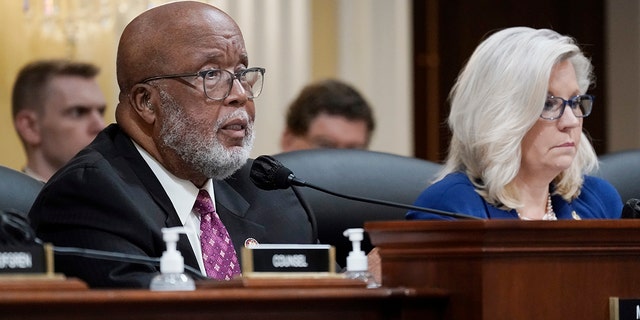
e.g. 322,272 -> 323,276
28,124 -> 314,288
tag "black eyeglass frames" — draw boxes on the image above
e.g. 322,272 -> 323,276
140,67 -> 265,101
540,94 -> 593,120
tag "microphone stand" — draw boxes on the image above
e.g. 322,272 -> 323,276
290,185 -> 319,243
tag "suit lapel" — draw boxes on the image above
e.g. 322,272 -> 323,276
112,128 -> 179,223
214,179 -> 266,251
110,125 -> 198,269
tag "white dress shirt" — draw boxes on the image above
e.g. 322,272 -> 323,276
134,141 -> 211,276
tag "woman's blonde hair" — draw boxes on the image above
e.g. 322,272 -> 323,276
438,27 -> 598,209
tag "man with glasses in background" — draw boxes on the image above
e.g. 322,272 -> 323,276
29,1 -> 315,288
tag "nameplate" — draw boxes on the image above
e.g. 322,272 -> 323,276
241,244 -> 336,276
0,245 -> 47,274
610,297 -> 640,320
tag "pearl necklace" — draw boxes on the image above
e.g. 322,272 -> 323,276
517,194 -> 557,221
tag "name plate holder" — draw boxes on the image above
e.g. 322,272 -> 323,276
610,297 -> 640,320
241,244 -> 336,278
0,243 -> 53,276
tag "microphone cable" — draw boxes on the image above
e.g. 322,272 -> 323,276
33,238 -> 207,280
296,178 -> 482,220
1,209 -> 207,280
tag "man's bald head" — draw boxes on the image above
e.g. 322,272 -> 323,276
116,1 -> 242,97
113,1 -> 255,185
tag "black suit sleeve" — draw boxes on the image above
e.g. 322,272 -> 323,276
29,157 -> 168,288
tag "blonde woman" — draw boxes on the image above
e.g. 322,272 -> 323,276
407,27 -> 622,220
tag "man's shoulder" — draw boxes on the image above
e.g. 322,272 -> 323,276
37,124 -> 153,209
84,123 -> 132,156
221,158 -> 270,195
56,124 -> 136,175
219,157 -> 302,210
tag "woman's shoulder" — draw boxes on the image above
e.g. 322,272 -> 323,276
421,172 -> 479,199
575,175 -> 623,219
408,172 -> 487,220
582,175 -> 620,195
431,172 -> 475,189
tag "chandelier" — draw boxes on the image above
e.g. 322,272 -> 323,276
21,0 -> 161,58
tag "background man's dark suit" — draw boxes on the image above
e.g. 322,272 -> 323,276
28,124 -> 314,288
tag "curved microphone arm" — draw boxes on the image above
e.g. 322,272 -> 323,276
288,175 -> 482,220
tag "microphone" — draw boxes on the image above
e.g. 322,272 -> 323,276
0,208 -> 36,245
250,155 -> 482,220
622,198 -> 640,219
251,156 -> 319,242
250,155 -> 299,190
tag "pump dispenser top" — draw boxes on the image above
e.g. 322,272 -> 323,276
343,228 -> 367,272
149,227 -> 195,291
160,227 -> 186,274
342,228 -> 379,288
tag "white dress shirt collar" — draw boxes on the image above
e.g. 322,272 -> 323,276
132,141 -> 212,275
133,141 -> 215,222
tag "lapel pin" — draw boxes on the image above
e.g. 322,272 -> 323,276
244,238 -> 259,248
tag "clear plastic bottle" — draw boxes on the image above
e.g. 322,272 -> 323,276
343,228 -> 380,288
149,227 -> 196,291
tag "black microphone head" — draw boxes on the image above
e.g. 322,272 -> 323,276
250,155 -> 295,190
622,198 -> 640,219
0,208 -> 37,245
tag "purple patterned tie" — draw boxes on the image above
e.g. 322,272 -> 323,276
193,189 -> 241,280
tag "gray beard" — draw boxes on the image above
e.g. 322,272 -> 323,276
158,90 -> 255,180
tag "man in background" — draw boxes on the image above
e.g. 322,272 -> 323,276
280,79 -> 375,151
12,59 -> 107,182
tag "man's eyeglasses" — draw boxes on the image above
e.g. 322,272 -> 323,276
540,94 -> 594,120
140,67 -> 265,101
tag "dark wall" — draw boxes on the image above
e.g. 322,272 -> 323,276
413,0 -> 606,161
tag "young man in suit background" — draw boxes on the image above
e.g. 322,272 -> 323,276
12,59 -> 106,182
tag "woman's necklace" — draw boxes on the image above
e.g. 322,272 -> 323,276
517,194 -> 557,221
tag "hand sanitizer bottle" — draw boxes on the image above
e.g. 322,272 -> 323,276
343,228 -> 380,288
150,227 -> 196,291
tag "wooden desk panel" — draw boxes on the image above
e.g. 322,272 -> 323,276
366,220 -> 640,320
0,277 -> 449,320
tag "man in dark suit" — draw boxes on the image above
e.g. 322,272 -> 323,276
28,1 -> 314,288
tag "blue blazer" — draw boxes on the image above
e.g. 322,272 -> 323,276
407,172 -> 623,220
29,124 -> 314,288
